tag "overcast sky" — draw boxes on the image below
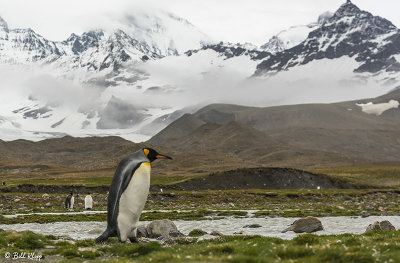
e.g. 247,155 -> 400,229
0,0 -> 399,45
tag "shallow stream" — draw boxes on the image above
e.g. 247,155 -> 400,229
0,215 -> 399,240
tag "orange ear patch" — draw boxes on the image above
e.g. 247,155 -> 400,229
143,148 -> 150,157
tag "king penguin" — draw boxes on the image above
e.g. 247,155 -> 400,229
96,148 -> 172,243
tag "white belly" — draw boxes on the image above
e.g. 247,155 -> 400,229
117,162 -> 151,241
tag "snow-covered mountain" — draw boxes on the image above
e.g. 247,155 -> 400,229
118,10 -> 209,56
0,9 -> 209,70
0,17 -> 62,64
186,42 -> 270,60
0,11 -> 210,142
1,1 -> 400,142
260,11 -> 333,54
256,1 -> 400,77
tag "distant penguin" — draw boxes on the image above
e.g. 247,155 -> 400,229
96,148 -> 172,243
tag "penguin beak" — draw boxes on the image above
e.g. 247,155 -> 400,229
156,154 -> 173,160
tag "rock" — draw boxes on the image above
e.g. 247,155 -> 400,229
361,211 -> 370,218
146,219 -> 184,238
243,224 -> 262,228
88,228 -> 103,235
78,247 -> 97,252
14,199 -> 21,203
233,230 -> 244,235
380,220 -> 396,230
169,230 -> 184,237
366,221 -> 381,232
45,202 -> 51,207
282,216 -> 323,233
18,205 -> 28,210
366,221 -> 396,232
44,246 -> 55,249
136,225 -> 148,238
210,230 -> 223,236
42,194 -> 49,198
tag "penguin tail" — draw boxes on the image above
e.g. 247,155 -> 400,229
95,229 -> 112,243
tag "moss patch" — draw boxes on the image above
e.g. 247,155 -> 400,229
1,230 -> 400,262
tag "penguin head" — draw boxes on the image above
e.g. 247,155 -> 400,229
143,148 -> 172,162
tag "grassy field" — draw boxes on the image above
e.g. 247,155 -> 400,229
1,165 -> 400,189
0,166 -> 400,262
0,230 -> 400,262
1,165 -> 399,188
313,166 -> 400,187
0,188 -> 399,221
1,174 -> 200,188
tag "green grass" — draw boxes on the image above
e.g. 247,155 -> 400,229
2,175 -> 195,188
1,230 -> 400,262
1,189 -> 400,220
313,166 -> 400,187
188,229 -> 208,237
2,165 -> 400,189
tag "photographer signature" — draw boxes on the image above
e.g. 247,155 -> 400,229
4,251 -> 42,261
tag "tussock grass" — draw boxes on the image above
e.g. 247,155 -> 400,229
1,230 -> 400,262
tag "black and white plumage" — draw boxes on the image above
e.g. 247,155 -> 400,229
96,148 -> 171,243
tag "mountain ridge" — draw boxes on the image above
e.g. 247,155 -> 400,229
149,89 -> 400,163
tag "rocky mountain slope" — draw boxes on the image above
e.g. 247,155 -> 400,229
260,11 -> 333,54
150,89 -> 400,164
1,1 -> 400,142
256,1 -> 400,78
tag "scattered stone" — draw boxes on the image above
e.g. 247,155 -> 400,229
380,220 -> 396,230
210,230 -> 223,236
366,221 -> 381,232
42,194 -> 49,198
366,220 -> 396,232
169,231 -> 184,237
88,228 -> 103,235
243,224 -> 262,228
282,216 -> 323,233
18,205 -> 28,210
78,247 -> 97,252
45,202 -> 51,207
361,211 -> 370,218
233,230 -> 244,235
137,238 -> 151,243
44,246 -> 55,249
14,199 -> 21,203
161,237 -> 177,246
146,219 -> 184,238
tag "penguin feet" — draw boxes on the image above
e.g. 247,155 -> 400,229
129,236 -> 139,243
